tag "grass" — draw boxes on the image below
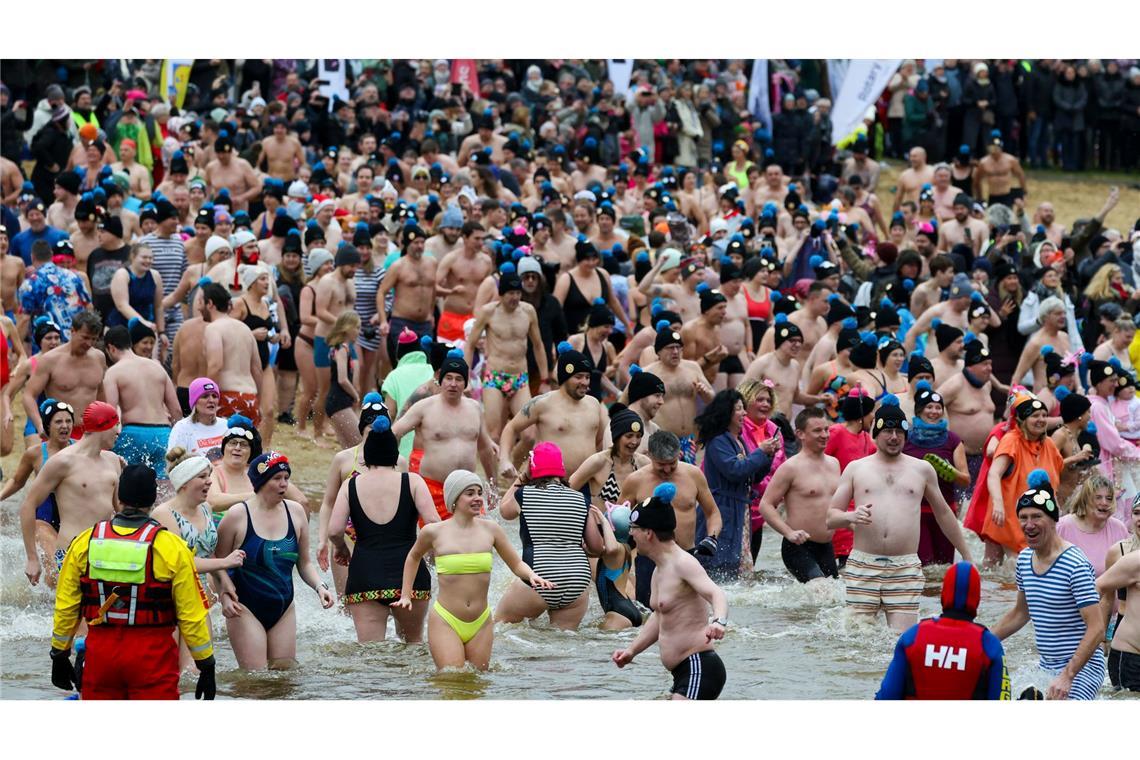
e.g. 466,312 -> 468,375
876,159 -> 1140,233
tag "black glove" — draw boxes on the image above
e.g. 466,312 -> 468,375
192,656 -> 214,701
50,648 -> 76,691
692,536 -> 718,557
195,656 -> 217,700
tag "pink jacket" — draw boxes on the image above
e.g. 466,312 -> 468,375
742,416 -> 787,530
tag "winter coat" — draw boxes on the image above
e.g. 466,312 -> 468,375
1052,80 -> 1088,132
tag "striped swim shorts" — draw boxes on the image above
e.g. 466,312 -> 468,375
842,549 -> 923,615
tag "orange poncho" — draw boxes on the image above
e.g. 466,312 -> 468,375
980,425 -> 1063,552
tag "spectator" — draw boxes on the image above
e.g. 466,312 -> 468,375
1053,65 -> 1088,171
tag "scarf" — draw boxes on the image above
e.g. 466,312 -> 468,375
909,417 -> 949,447
963,367 -> 987,389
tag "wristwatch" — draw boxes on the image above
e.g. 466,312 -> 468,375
709,617 -> 728,627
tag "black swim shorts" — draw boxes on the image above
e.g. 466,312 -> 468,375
781,537 -> 839,584
718,355 -> 745,375
670,649 -> 726,700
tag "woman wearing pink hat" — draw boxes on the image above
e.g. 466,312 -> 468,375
496,441 -> 605,630
167,377 -> 228,461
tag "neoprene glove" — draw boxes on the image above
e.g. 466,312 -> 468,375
195,655 -> 216,700
692,536 -> 718,557
50,648 -> 76,691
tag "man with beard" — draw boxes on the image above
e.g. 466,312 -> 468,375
827,396 -> 974,630
499,343 -> 607,479
938,193 -> 990,258
643,325 -> 713,465
425,205 -> 464,258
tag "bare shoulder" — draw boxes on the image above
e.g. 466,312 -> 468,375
520,392 -> 550,418
518,301 -> 537,318
633,452 -> 652,470
680,359 -> 704,377
681,461 -> 707,484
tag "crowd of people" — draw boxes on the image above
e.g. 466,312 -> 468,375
1,58 -> 1139,701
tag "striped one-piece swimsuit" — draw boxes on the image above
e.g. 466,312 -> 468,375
518,482 -> 592,610
1015,545 -> 1106,700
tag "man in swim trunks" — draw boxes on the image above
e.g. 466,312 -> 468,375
435,221 -> 493,343
21,402 -> 124,585
391,351 -> 497,521
827,396 -> 974,630
612,483 -> 729,700
202,283 -> 263,426
313,243 -> 359,423
759,407 -> 842,584
643,326 -> 713,464
103,324 -> 182,478
992,473 -> 1107,700
621,431 -> 723,606
22,311 -> 106,439
375,224 -> 437,360
499,343 -> 607,479
465,270 -> 550,441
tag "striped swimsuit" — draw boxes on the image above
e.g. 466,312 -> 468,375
1016,545 -> 1106,700
138,233 -> 187,347
518,483 -> 592,610
353,265 -> 382,352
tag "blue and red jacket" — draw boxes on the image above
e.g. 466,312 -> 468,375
876,615 -> 1010,699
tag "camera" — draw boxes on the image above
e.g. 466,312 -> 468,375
361,325 -> 378,341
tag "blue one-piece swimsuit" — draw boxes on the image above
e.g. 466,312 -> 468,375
229,503 -> 299,631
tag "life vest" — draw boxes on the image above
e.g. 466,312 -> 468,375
79,520 -> 175,627
902,617 -> 991,699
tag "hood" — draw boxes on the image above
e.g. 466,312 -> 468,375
940,561 -> 981,620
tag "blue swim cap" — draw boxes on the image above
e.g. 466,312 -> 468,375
608,504 -> 632,544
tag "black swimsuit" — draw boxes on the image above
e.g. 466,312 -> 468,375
585,338 -> 609,400
241,304 -> 273,370
563,269 -> 610,333
343,474 -> 431,605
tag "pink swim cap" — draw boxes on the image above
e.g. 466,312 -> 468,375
529,442 -> 565,479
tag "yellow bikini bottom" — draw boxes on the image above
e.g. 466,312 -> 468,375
433,601 -> 491,644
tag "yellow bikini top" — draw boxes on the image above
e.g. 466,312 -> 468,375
436,552 -> 493,575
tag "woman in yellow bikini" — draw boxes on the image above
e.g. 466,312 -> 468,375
393,470 -> 553,671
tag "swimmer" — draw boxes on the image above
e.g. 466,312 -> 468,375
329,417 -> 441,643
758,407 -> 842,584
827,396 -> 974,631
316,393 -> 389,596
215,452 -> 335,670
496,442 -> 604,630
21,401 -> 123,587
612,484 -> 729,700
589,501 -> 643,630
392,470 -> 553,671
1,398 -> 74,588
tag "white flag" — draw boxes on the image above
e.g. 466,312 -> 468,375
317,59 -> 348,112
608,59 -> 635,99
827,59 -> 850,100
748,59 -> 770,131
830,59 -> 902,145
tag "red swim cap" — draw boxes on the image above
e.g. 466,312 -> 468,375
940,561 -> 981,619
82,401 -> 119,433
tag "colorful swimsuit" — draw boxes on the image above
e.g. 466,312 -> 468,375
482,367 -> 529,399
228,502 -> 299,631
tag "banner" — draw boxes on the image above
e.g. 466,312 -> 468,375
159,59 -> 193,109
830,58 -> 902,145
317,59 -> 348,112
450,59 -> 480,95
827,59 -> 850,100
608,59 -> 635,99
747,59 -> 770,131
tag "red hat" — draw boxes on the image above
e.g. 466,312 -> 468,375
82,401 -> 119,433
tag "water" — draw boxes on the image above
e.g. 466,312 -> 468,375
1,488 -> 1135,700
